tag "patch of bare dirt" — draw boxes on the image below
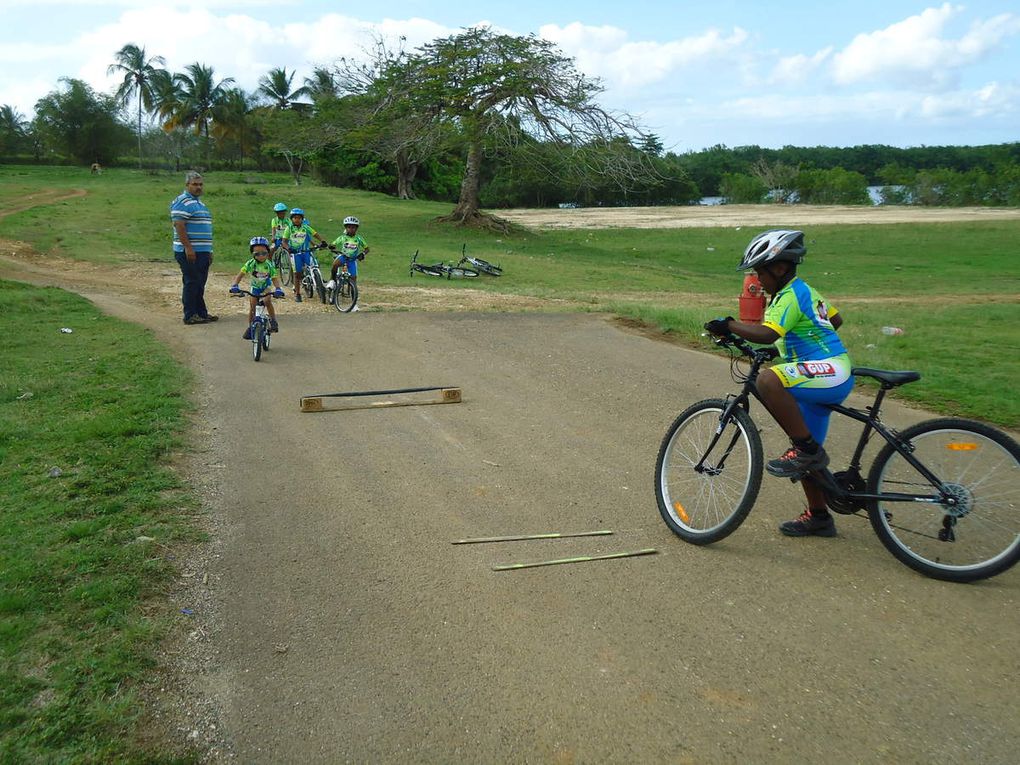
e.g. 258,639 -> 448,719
497,203 -> 1020,229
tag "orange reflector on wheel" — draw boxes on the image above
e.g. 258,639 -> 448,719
674,502 -> 690,523
946,443 -> 978,451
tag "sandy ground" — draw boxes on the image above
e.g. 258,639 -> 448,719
4,200 -> 1020,763
497,203 -> 1020,229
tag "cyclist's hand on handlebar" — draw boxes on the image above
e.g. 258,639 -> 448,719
705,316 -> 735,336
229,284 -> 240,294
273,288 -> 285,298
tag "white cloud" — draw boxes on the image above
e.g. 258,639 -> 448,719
539,22 -> 749,89
831,3 -> 1020,89
770,48 -> 833,87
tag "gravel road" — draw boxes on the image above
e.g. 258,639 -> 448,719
6,251 -> 1019,763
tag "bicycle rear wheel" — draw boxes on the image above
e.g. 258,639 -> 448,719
332,278 -> 358,312
470,258 -> 502,276
655,399 -> 763,544
867,418 -> 1020,582
446,266 -> 479,278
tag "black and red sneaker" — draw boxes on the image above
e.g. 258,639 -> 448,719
766,445 -> 829,478
779,510 -> 837,537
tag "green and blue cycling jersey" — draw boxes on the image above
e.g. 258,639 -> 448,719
240,257 -> 278,293
330,233 -> 367,276
763,277 -> 853,443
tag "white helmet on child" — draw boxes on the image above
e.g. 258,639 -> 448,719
343,216 -> 360,227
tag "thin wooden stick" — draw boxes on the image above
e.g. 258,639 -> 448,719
452,530 -> 613,545
492,548 -> 658,571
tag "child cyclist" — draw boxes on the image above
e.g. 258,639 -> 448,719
229,236 -> 286,337
270,202 -> 288,249
704,230 -> 853,538
281,208 -> 329,302
327,215 -> 370,311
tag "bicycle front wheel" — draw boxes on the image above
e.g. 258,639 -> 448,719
252,323 -> 264,361
314,271 -> 326,303
447,266 -> 479,279
655,399 -> 763,544
332,279 -> 358,312
301,273 -> 314,299
867,418 -> 1020,582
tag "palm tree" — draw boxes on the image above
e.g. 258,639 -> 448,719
173,63 -> 235,164
107,43 -> 166,168
303,67 -> 339,103
149,69 -> 184,130
0,104 -> 29,154
258,67 -> 310,110
212,88 -> 258,166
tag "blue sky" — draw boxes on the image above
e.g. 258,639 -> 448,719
4,0 -> 1018,152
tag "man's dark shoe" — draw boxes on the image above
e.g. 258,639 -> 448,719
201,314 -> 219,322
295,294 -> 303,303
184,315 -> 207,325
766,445 -> 829,478
779,510 -> 837,537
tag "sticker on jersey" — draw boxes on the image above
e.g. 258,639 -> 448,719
816,300 -> 830,322
784,365 -> 798,378
796,361 -> 837,378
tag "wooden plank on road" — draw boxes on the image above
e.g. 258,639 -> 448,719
300,386 -> 461,413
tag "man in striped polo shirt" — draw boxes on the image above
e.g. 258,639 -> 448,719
171,171 -> 217,324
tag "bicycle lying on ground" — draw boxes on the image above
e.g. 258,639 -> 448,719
456,244 -> 502,276
654,330 -> 1020,582
272,245 -> 293,286
230,288 -> 283,362
410,249 -> 479,279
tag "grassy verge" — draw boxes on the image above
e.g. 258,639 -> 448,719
0,281 -> 199,763
1,165 -> 1017,426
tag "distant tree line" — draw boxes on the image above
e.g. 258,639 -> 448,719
2,37 -> 1018,213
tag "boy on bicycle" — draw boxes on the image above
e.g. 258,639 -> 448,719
270,202 -> 288,249
281,208 -> 329,302
327,215 -> 370,311
229,236 -> 286,337
705,230 -> 853,538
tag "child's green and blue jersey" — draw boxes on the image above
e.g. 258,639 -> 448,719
284,222 -> 318,253
330,233 -> 367,260
270,215 -> 288,242
763,277 -> 846,363
241,257 -> 278,292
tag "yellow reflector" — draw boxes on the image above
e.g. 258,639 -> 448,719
674,502 -> 690,523
946,443 -> 978,451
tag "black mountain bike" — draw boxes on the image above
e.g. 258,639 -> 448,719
327,265 -> 358,313
654,331 -> 1020,583
272,245 -> 293,286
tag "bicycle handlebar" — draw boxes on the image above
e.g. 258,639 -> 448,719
706,330 -> 779,362
230,289 -> 285,299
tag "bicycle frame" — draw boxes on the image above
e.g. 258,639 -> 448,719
708,335 -> 955,509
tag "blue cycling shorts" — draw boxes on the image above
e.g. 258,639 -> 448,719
769,355 -> 854,444
334,254 -> 358,277
292,250 -> 312,273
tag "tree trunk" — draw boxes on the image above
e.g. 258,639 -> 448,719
436,140 -> 511,232
136,100 -> 143,170
395,148 -> 417,200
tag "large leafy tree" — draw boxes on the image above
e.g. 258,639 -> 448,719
107,43 -> 166,168
258,67 -> 310,110
33,78 -> 132,164
368,27 -> 651,228
173,63 -> 235,164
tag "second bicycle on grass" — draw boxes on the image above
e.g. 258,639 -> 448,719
457,244 -> 502,276
654,329 -> 1020,583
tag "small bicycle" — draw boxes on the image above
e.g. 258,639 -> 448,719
230,288 -> 283,362
272,245 -> 293,286
300,244 -> 329,303
654,330 -> 1020,582
457,244 -> 502,276
410,249 -> 479,279
326,260 -> 358,313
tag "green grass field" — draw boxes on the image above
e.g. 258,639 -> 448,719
0,281 -> 198,763
0,164 -> 1017,758
2,164 -> 1017,425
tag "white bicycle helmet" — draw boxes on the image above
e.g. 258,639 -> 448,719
343,216 -> 360,227
737,229 -> 805,271
249,236 -> 271,252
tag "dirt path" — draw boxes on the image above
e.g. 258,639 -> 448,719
5,237 -> 1019,763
